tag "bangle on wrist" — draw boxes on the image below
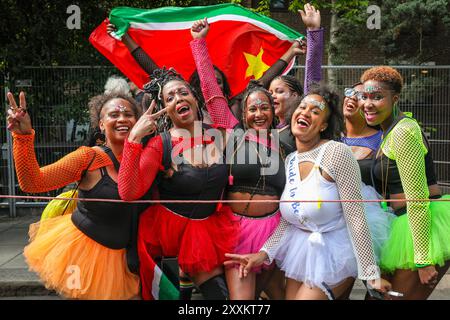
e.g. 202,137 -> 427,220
415,263 -> 431,268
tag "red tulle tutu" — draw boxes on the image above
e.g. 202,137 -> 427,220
138,204 -> 238,276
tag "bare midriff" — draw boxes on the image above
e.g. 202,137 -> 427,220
227,191 -> 279,217
390,184 -> 442,211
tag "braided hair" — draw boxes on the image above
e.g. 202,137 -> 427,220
143,67 -> 204,132
273,75 -> 303,95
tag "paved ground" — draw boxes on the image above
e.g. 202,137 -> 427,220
1,212 -> 449,300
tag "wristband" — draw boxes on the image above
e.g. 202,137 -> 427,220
415,263 -> 431,268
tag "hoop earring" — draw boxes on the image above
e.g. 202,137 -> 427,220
393,102 -> 399,118
163,113 -> 171,131
359,109 -> 365,120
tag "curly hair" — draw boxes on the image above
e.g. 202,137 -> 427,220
288,82 -> 344,141
143,67 -> 203,132
360,66 -> 404,94
88,92 -> 141,129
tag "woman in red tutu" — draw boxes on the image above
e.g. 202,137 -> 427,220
117,22 -> 239,300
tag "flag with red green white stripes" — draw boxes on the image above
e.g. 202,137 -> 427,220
89,3 -> 303,98
149,259 -> 179,300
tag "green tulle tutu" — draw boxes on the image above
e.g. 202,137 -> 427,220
380,195 -> 450,273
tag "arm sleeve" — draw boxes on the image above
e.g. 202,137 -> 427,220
190,38 -> 239,129
260,217 -> 290,264
304,28 -> 324,94
12,130 -> 111,193
329,143 -> 380,280
389,121 -> 432,265
131,47 -> 159,77
252,59 -> 288,89
118,136 -> 164,201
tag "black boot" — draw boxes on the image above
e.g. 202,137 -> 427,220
198,274 -> 229,300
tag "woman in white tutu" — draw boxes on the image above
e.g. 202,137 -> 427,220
226,83 -> 391,300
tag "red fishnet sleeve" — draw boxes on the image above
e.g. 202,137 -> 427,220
12,130 -> 112,193
118,135 -> 164,201
190,38 -> 239,129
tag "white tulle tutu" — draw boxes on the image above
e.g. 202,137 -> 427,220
361,184 -> 396,262
272,184 -> 394,297
273,224 -> 358,296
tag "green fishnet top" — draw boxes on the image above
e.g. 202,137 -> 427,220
381,117 -> 432,265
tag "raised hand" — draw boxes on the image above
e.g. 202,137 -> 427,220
106,22 -> 117,37
6,91 -> 32,135
191,18 -> 210,39
128,100 -> 167,143
299,3 -> 321,31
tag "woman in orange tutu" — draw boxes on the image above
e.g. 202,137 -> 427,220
6,91 -> 144,299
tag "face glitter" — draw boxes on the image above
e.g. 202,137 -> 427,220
303,98 -> 326,111
115,105 -> 128,112
363,85 -> 384,93
251,98 -> 270,108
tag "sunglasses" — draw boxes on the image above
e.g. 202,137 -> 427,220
344,88 -> 359,98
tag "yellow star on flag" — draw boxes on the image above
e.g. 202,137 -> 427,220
243,47 -> 270,80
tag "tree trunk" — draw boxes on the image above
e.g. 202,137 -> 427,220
327,0 -> 338,85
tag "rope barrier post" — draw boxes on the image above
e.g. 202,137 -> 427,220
4,72 -> 17,218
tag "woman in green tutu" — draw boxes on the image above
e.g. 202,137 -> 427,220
359,66 -> 450,299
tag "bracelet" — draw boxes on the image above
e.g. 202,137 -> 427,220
294,36 -> 306,47
415,263 -> 432,268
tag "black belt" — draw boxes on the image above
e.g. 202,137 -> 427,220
394,195 -> 442,217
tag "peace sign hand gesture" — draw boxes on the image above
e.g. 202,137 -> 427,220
128,99 -> 167,143
6,91 -> 33,135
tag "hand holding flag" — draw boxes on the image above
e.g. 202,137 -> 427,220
89,4 -> 304,97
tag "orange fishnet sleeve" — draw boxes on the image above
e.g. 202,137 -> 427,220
12,130 -> 112,193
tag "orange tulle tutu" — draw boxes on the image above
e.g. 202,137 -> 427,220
24,214 -> 140,300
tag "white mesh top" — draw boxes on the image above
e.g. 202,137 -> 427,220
262,140 -> 380,281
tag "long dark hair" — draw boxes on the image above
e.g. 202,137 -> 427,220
189,65 -> 232,106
